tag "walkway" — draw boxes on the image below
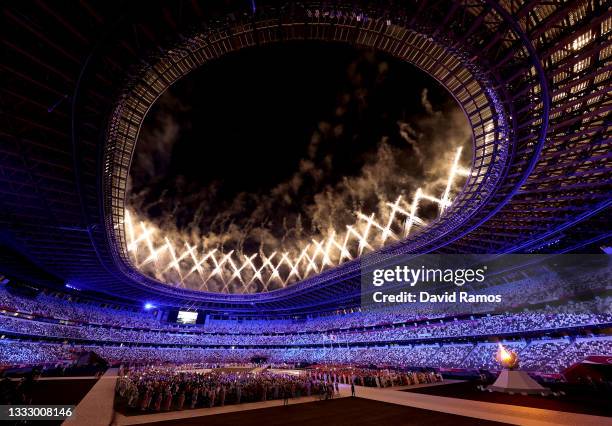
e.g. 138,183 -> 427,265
63,368 -> 118,426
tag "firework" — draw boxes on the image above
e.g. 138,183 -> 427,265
126,148 -> 467,293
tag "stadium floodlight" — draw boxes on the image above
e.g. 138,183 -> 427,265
65,282 -> 80,291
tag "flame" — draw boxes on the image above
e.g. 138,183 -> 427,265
125,147 -> 467,292
497,344 -> 512,363
496,343 -> 518,369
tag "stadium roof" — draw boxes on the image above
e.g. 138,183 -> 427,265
1,0 -> 610,313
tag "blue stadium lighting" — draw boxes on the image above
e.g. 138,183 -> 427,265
0,2 -> 609,421
65,282 -> 80,291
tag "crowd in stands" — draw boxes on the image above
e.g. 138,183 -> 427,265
542,337 -> 612,373
0,341 -> 71,367
518,341 -> 569,371
0,288 -> 158,328
1,297 -> 610,348
1,265 -> 608,336
3,337 -> 611,374
0,268 -> 610,376
430,345 -> 477,368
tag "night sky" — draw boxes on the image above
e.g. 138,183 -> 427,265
129,41 -> 471,254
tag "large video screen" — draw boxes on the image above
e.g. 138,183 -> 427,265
176,311 -> 198,325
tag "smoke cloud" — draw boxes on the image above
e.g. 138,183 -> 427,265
127,48 -> 472,292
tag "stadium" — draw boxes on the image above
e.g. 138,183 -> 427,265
1,0 -> 611,425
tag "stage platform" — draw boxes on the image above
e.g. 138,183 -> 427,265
402,380 -> 612,417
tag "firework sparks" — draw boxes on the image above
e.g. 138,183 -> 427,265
125,147 -> 467,293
